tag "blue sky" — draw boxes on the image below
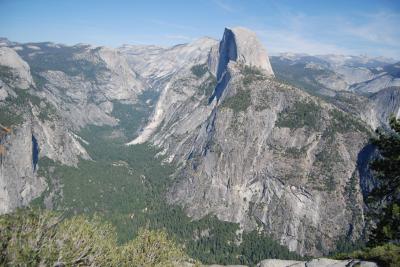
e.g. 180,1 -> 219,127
1,0 -> 399,58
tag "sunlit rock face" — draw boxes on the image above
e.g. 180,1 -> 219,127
0,47 -> 34,89
128,27 -> 372,256
0,26 -> 396,259
209,27 -> 274,80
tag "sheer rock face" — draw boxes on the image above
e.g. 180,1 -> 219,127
0,47 -> 34,89
140,28 -> 372,256
0,121 -> 46,214
0,43 -> 147,213
166,73 -> 370,256
0,116 -> 90,214
125,38 -> 218,145
184,258 -> 377,266
257,258 -> 377,267
226,27 -> 274,76
210,27 -> 274,80
0,27 -> 391,258
74,46 -> 147,100
270,53 -> 399,95
129,27 -> 275,145
120,37 -> 218,82
362,87 -> 400,129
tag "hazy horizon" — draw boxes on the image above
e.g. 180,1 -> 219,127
1,0 -> 400,58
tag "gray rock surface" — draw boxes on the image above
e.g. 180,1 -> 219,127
0,47 -> 33,89
226,27 -> 274,76
257,258 -> 377,267
362,86 -> 400,129
134,28 -> 373,256
120,37 -> 218,81
182,258 -> 377,267
271,53 -> 398,95
0,42 -> 149,213
350,72 -> 400,94
167,73 -> 370,256
0,121 -> 46,213
0,27 -> 397,260
209,27 -> 274,84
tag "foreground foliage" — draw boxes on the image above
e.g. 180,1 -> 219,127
332,117 -> 400,267
368,116 -> 400,245
0,209 -> 189,266
334,244 -> 400,267
28,87 -> 302,266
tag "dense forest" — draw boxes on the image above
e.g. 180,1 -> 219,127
0,208 -> 189,266
334,117 -> 400,267
1,75 -> 399,265
24,90 -> 301,266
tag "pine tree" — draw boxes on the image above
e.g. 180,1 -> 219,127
368,116 -> 400,245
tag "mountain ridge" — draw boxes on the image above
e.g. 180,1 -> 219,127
0,26 -> 397,262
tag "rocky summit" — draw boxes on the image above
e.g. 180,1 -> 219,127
0,25 -> 398,266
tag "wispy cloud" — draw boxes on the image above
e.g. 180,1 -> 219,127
214,0 -> 235,13
256,28 -> 351,56
164,34 -> 194,42
150,19 -> 196,31
342,11 -> 400,46
246,7 -> 400,58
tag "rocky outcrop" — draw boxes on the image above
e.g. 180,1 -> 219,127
257,258 -> 377,267
120,37 -> 218,82
0,121 -> 46,214
210,27 -> 274,79
126,38 -> 218,145
134,28 -> 373,256
74,46 -> 147,100
0,42 -> 149,213
182,258 -> 377,267
0,95 -> 91,214
270,53 -> 398,95
350,72 -> 400,94
270,54 -> 400,130
0,47 -> 34,89
128,27 -> 275,145
362,87 -> 400,129
209,27 -> 274,102
328,87 -> 400,130
167,72 -> 370,256
0,28 -> 392,258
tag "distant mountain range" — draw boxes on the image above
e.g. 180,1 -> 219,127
271,53 -> 399,95
0,27 -> 398,264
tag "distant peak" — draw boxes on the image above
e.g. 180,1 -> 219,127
207,26 -> 274,102
218,27 -> 274,78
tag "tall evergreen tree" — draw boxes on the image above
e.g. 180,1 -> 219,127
368,117 -> 400,245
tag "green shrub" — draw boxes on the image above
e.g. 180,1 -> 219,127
0,65 -> 17,85
30,89 -> 302,265
17,44 -> 107,80
241,65 -> 265,87
0,209 -> 188,266
276,101 -> 321,130
120,228 -> 189,266
191,64 -> 208,78
334,244 -> 400,267
368,117 -> 400,245
329,109 -> 369,134
0,105 -> 24,126
198,75 -> 217,99
221,89 -> 251,112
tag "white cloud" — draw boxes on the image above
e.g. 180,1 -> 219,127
214,0 -> 235,13
256,28 -> 352,56
250,8 -> 400,59
150,19 -> 196,31
164,35 -> 194,41
342,11 -> 400,46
